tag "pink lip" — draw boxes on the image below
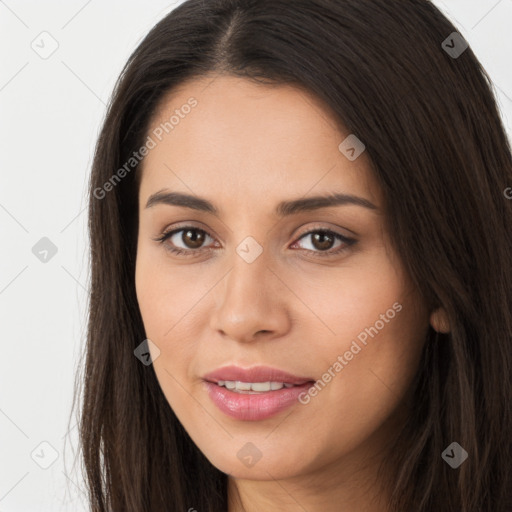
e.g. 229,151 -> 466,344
203,365 -> 314,385
202,365 -> 315,421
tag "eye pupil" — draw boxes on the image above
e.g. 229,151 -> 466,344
183,229 -> 205,249
312,231 -> 334,251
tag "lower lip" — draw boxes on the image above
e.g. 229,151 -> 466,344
203,381 -> 314,421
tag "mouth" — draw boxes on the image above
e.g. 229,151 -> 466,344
211,380 -> 309,393
202,365 -> 316,421
202,364 -> 314,387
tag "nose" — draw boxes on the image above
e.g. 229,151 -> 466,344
208,246 -> 291,344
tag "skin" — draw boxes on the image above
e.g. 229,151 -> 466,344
135,73 -> 448,512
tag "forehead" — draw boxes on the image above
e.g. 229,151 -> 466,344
139,74 -> 381,212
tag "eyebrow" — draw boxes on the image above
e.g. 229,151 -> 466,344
145,190 -> 378,215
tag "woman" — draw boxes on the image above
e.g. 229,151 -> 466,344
78,0 -> 512,510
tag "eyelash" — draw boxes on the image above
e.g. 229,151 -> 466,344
153,225 -> 356,259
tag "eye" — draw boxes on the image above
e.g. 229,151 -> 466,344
154,225 -> 356,259
154,226 -> 217,257
290,229 -> 356,257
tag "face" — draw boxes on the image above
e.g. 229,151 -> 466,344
135,74 -> 431,485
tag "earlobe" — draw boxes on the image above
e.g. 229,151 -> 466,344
430,307 -> 450,333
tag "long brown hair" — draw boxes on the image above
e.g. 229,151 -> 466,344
76,0 -> 512,510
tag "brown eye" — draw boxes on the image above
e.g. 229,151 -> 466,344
180,229 -> 206,249
291,228 -> 356,258
156,227 -> 216,256
310,231 -> 336,251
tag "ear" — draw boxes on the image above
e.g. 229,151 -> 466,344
429,307 -> 450,333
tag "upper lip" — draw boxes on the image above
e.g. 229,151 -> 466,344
203,365 -> 315,385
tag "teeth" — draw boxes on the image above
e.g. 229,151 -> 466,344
216,380 -> 296,393
251,382 -> 272,392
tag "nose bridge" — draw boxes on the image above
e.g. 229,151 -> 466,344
209,234 -> 289,341
224,216 -> 271,291
224,237 -> 271,313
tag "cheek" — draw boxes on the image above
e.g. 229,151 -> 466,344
290,244 -> 413,343
290,308 -> 428,471
135,243 -> 202,339
134,247 -> 210,388
135,255 -> 166,338
292,249 -> 428,434
135,257 -> 196,422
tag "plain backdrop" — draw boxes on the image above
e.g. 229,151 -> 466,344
1,1 -> 511,510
